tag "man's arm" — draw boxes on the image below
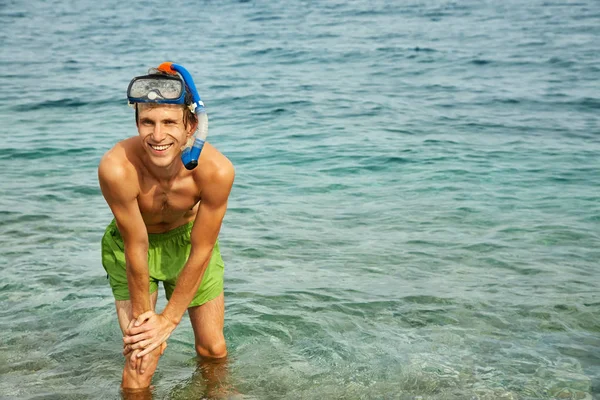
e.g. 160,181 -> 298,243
124,160 -> 235,357
163,165 -> 235,324
98,154 -> 151,317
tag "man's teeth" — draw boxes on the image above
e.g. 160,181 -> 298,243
150,144 -> 172,151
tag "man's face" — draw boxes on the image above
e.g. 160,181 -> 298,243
137,104 -> 192,168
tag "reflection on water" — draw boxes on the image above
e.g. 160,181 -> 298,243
121,356 -> 235,400
121,387 -> 153,400
168,356 -> 236,400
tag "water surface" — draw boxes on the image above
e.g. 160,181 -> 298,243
1,0 -> 599,398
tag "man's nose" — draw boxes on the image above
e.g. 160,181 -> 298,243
151,124 -> 167,141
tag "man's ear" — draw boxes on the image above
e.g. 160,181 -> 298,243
187,119 -> 198,137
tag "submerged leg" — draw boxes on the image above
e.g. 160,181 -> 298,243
189,291 -> 229,396
115,291 -> 162,390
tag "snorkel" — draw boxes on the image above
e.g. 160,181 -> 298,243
128,62 -> 207,170
156,62 -> 207,170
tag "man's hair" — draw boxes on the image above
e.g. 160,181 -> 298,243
134,86 -> 198,128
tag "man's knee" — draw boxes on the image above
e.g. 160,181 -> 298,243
196,339 -> 227,359
121,348 -> 161,389
122,367 -> 153,390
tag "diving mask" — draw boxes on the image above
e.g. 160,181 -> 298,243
127,74 -> 186,105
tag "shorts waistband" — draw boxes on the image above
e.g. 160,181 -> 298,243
108,219 -> 194,245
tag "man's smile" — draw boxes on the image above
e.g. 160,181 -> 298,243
149,143 -> 173,152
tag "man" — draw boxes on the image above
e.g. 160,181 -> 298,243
98,63 -> 234,389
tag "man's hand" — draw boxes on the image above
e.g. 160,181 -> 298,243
123,311 -> 177,358
123,337 -> 167,375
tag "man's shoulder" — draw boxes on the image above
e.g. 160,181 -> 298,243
196,142 -> 235,185
98,138 -> 139,187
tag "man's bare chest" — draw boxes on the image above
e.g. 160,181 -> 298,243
136,178 -> 201,222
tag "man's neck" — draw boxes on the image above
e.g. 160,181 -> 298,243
141,154 -> 185,185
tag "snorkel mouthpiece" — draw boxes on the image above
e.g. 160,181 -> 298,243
181,135 -> 205,170
156,62 -> 208,170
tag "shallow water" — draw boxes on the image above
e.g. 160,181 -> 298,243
1,0 -> 599,399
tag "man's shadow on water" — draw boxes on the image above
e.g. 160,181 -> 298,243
121,356 -> 241,400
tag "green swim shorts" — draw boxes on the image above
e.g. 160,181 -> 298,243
101,219 -> 224,308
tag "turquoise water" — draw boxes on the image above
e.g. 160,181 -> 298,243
1,0 -> 599,398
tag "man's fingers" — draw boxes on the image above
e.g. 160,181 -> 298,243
126,320 -> 155,336
123,332 -> 151,345
137,341 -> 161,358
129,339 -> 152,351
135,311 -> 155,327
125,318 -> 140,335
129,349 -> 141,370
138,344 -> 164,374
139,353 -> 151,375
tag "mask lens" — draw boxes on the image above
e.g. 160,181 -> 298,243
128,76 -> 184,102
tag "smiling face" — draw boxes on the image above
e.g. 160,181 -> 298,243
136,103 -> 195,168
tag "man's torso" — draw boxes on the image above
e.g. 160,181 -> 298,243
110,136 -> 208,233
136,166 -> 200,233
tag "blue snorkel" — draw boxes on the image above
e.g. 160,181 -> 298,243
153,62 -> 207,170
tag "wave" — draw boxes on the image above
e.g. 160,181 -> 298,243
12,97 -> 121,112
0,147 -> 97,161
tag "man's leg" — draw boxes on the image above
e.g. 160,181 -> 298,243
189,291 -> 229,397
115,291 -> 162,389
188,291 -> 227,359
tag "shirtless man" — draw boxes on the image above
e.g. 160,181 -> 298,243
98,64 -> 234,389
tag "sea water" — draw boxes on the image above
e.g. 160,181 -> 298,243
0,0 -> 599,398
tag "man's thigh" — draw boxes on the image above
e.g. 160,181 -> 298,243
189,291 -> 227,358
164,241 -> 225,307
